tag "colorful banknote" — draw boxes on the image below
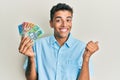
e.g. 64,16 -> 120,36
18,23 -> 44,41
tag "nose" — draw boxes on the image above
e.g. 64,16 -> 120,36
61,20 -> 67,27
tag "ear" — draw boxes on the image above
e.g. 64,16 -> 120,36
49,20 -> 53,28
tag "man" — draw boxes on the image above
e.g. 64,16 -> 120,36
19,3 -> 99,80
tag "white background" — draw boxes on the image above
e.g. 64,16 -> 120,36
0,0 -> 120,80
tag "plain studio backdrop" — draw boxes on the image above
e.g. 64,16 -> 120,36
0,0 -> 120,80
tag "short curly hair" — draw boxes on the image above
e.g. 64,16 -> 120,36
50,3 -> 73,21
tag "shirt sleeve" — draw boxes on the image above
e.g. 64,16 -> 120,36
23,42 -> 38,73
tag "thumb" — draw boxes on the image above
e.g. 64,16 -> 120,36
95,41 -> 99,44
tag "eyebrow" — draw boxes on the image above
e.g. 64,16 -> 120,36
55,16 -> 72,19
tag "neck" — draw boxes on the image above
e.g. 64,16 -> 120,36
55,36 -> 68,47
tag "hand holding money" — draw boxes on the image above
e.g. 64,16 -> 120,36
18,22 -> 44,57
19,36 -> 35,57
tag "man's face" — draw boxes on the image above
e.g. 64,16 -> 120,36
50,10 -> 72,38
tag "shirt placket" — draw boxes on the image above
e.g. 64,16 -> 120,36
55,47 -> 63,80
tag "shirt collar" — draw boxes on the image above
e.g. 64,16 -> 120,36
65,33 -> 74,48
49,34 -> 57,45
49,33 -> 74,48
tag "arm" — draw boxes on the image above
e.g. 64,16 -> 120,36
19,36 -> 37,80
25,57 -> 38,80
78,41 -> 99,80
18,22 -> 38,80
78,51 -> 91,80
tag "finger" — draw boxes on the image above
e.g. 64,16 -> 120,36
21,37 -> 28,44
22,40 -> 33,54
86,44 -> 95,51
24,45 -> 33,56
88,41 -> 98,47
86,46 -> 96,54
19,37 -> 31,52
95,41 -> 98,44
86,43 -> 98,53
20,37 -> 31,50
87,41 -> 95,48
20,39 -> 33,54
19,37 -> 27,51
88,42 -> 98,50
87,41 -> 93,44
23,41 -> 33,55
21,36 -> 27,41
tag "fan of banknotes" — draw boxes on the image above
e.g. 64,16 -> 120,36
18,22 -> 44,41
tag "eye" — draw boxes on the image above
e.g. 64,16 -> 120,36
56,20 -> 60,22
55,19 -> 61,23
66,19 -> 72,23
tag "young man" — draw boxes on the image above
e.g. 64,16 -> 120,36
19,3 -> 99,80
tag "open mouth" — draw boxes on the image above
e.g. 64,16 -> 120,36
59,28 -> 68,32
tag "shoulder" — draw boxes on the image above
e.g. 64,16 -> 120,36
72,37 -> 86,48
35,35 -> 51,43
72,36 -> 86,45
33,35 -> 52,46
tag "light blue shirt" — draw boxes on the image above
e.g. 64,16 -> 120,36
24,34 -> 93,80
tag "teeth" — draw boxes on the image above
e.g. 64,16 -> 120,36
60,28 -> 67,32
